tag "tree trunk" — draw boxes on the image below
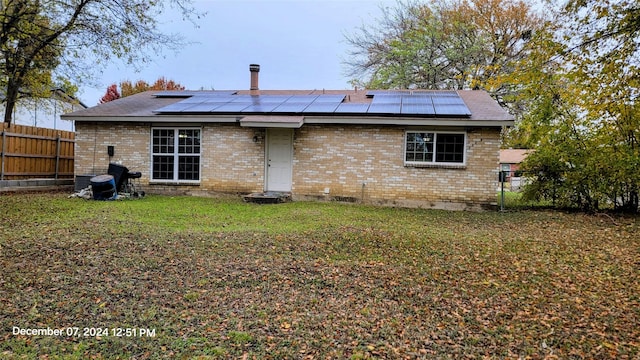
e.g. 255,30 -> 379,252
4,97 -> 16,124
3,83 -> 18,125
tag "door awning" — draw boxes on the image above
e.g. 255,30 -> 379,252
239,115 -> 304,128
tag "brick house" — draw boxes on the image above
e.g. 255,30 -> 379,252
62,66 -> 513,210
499,149 -> 531,178
499,148 -> 532,191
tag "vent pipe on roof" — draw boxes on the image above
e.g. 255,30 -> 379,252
249,64 -> 260,94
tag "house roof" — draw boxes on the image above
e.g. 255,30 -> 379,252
50,88 -> 88,109
61,89 -> 514,128
500,149 -> 531,164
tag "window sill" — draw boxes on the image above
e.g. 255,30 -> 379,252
149,181 -> 201,186
405,163 -> 466,170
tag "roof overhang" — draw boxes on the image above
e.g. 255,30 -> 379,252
304,116 -> 514,128
239,115 -> 304,128
60,115 -> 239,123
61,114 -> 513,128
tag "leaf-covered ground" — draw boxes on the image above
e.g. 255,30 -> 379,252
1,193 -> 638,359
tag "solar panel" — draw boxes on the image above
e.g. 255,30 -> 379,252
401,94 -> 431,104
154,102 -> 197,113
182,103 -> 223,112
371,94 -> 402,104
241,103 -> 281,113
423,90 -> 457,96
433,103 -> 471,116
367,93 -> 402,114
273,103 -> 311,113
173,97 -> 208,104
366,90 -> 412,97
201,98 -> 233,105
297,94 -> 344,113
283,95 -> 319,102
368,103 -> 401,114
201,96 -> 237,103
334,103 -> 371,113
400,94 -> 434,115
212,102 -> 252,112
303,102 -> 341,113
229,95 -> 253,103
401,102 -> 435,115
367,89 -> 461,96
313,94 -> 346,103
255,95 -> 293,103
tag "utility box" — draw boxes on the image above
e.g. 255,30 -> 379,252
75,175 -> 96,191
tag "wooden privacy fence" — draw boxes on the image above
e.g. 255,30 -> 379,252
0,123 -> 74,180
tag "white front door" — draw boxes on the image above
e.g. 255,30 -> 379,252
266,128 -> 293,192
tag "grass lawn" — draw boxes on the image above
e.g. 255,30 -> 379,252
1,193 -> 638,359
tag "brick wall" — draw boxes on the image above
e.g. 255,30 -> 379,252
200,125 -> 264,193
75,122 -> 149,176
75,122 -> 500,209
75,123 -> 265,195
293,125 -> 499,210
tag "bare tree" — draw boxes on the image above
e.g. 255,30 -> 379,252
343,0 -> 543,94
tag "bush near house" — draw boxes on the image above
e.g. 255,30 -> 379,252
1,194 -> 638,358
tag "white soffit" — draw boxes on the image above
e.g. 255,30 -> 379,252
239,115 -> 305,128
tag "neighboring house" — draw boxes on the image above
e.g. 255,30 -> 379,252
62,65 -> 514,210
499,149 -> 531,179
499,148 -> 531,191
4,88 -> 87,131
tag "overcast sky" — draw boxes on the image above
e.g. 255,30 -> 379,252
78,0 -> 395,107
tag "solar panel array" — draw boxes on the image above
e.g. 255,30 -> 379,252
365,90 -> 471,117
153,91 -> 471,117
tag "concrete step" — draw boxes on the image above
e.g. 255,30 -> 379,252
243,191 -> 292,204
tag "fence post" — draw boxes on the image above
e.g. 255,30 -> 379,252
499,170 -> 508,211
1,130 -> 5,181
500,173 -> 505,211
55,135 -> 61,180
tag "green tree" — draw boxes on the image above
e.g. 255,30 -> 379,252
0,1 -> 64,123
500,22 -> 568,148
0,0 -> 200,125
517,0 -> 639,212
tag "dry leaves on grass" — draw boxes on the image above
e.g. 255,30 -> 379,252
0,194 -> 638,359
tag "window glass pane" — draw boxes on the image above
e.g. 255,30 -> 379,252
152,155 -> 174,179
152,129 -> 174,154
435,134 -> 464,163
178,156 -> 200,180
405,132 -> 434,162
178,129 -> 201,154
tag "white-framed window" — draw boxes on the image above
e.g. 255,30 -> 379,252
151,128 -> 201,182
404,131 -> 466,166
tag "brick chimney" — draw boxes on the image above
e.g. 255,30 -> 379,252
249,64 -> 260,94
